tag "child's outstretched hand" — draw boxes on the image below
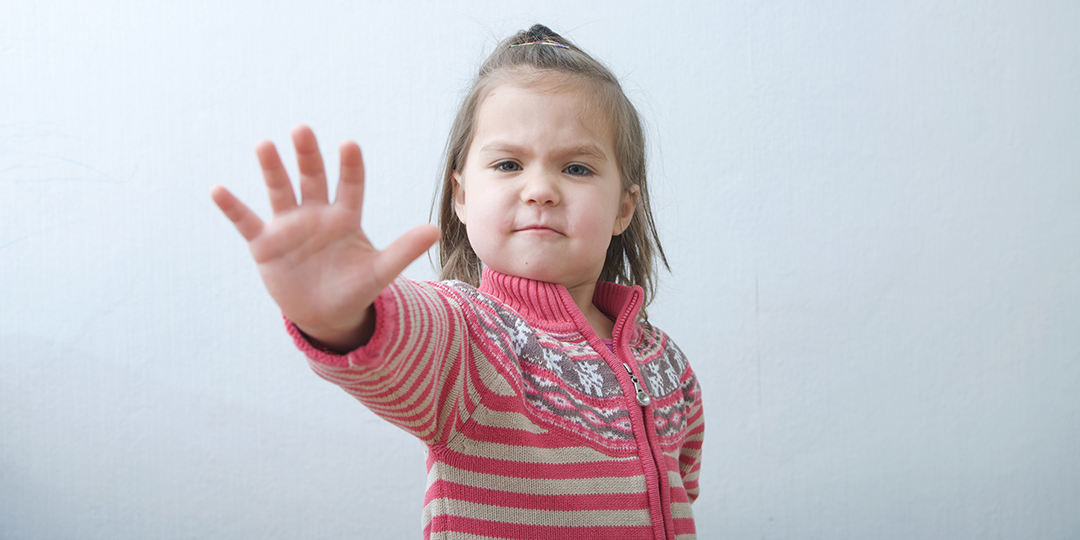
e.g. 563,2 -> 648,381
210,125 -> 440,353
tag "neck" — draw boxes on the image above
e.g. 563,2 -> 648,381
565,281 -> 615,339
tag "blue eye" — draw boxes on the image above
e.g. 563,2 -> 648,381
496,161 -> 522,172
564,164 -> 592,176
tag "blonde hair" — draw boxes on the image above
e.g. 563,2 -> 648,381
436,24 -> 669,313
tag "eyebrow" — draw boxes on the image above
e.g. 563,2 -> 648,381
478,141 -> 611,162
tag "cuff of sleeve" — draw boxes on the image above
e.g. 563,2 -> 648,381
283,281 -> 401,369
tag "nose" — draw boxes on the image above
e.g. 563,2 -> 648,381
520,169 -> 560,206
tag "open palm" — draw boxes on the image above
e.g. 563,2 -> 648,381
211,125 -> 439,351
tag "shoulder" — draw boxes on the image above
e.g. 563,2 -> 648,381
393,277 -> 528,349
630,320 -> 696,396
633,321 -> 690,368
378,277 -> 487,313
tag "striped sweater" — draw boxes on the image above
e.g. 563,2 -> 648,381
287,268 -> 704,539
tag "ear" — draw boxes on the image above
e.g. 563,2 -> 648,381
452,171 -> 467,224
612,184 -> 639,236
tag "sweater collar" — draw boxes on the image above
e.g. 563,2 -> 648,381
477,267 -> 644,340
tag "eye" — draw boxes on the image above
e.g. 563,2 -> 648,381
564,164 -> 592,176
495,161 -> 522,172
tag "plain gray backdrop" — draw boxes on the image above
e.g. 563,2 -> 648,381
2,0 -> 1078,538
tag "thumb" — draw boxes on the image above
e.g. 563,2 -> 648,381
373,224 -> 441,284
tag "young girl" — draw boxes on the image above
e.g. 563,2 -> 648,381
211,24 -> 703,540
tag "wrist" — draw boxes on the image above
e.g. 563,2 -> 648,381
295,305 -> 376,354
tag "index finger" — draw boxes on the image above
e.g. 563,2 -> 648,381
335,141 -> 365,212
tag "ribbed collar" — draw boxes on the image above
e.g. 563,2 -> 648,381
477,267 -> 644,342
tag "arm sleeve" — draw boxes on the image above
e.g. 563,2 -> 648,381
285,277 -> 478,446
678,367 -> 705,503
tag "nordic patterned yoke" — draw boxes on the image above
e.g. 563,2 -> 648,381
287,268 -> 704,539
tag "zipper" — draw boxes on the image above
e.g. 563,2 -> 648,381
621,360 -> 667,538
623,363 -> 651,406
609,287 -> 666,538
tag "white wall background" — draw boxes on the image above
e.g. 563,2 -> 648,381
2,0 -> 1078,538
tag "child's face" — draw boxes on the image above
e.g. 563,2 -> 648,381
452,78 -> 637,292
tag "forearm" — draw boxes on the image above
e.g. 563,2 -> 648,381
289,278 -> 475,445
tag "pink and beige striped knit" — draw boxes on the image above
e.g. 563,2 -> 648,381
287,268 -> 704,539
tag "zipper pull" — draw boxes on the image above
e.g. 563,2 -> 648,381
623,363 -> 651,406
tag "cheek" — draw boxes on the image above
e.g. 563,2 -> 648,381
582,194 -> 624,234
466,190 -> 513,225
461,200 -> 500,250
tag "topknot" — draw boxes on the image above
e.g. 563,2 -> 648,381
523,24 -> 562,43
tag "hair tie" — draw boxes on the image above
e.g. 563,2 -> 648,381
510,40 -> 569,49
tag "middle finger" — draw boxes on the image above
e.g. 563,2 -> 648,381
292,124 -> 329,204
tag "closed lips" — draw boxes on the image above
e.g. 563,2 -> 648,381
516,225 -> 561,233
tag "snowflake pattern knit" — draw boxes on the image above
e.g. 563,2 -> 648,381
287,268 -> 704,539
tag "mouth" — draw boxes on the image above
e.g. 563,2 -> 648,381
515,225 -> 563,235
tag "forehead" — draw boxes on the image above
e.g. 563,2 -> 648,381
473,72 -> 617,145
